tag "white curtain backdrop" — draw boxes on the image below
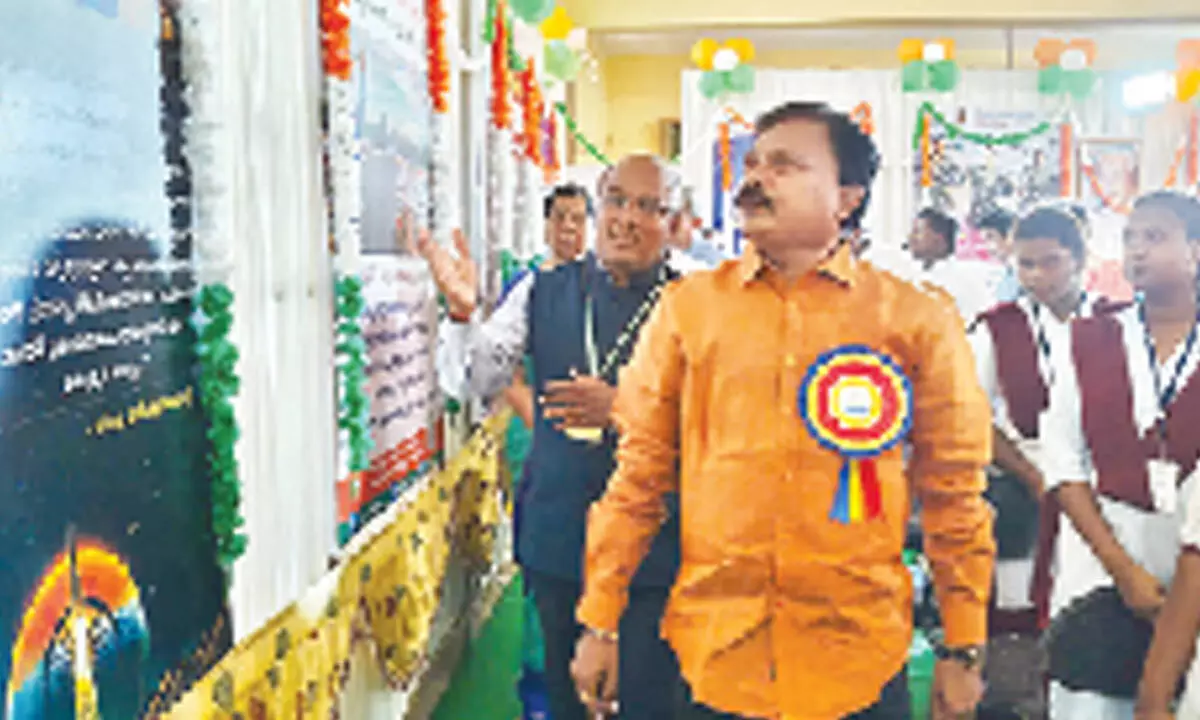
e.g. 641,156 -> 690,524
214,0 -> 338,638
680,69 -> 1177,265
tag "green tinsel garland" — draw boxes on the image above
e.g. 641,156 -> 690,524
195,283 -> 248,571
554,101 -> 611,166
335,275 -> 374,471
481,0 -> 498,44
912,101 -> 1056,150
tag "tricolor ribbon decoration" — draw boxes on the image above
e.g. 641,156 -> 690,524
798,345 -> 913,523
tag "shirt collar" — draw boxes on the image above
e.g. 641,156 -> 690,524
738,241 -> 857,287
588,252 -> 664,291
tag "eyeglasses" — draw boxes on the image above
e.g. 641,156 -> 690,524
603,194 -> 666,217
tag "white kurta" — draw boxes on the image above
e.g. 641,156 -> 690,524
968,295 -> 1097,610
1041,304 -> 1200,719
917,256 -> 1002,324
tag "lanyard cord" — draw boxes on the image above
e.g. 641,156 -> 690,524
583,264 -> 669,381
1138,299 -> 1200,420
1028,292 -> 1087,385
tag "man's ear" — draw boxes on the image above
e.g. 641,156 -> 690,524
838,185 -> 866,222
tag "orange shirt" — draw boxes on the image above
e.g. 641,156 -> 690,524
577,244 -> 995,719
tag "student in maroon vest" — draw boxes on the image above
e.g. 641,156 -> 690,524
969,207 -> 1097,630
1036,191 -> 1200,719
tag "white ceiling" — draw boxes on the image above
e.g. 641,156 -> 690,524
594,24 -> 1200,60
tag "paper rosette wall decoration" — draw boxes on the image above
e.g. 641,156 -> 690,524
692,38 -> 756,100
898,39 -> 959,93
539,6 -> 572,40
544,39 -> 581,81
1034,39 -> 1097,100
1179,39 -> 1200,103
540,7 -> 586,83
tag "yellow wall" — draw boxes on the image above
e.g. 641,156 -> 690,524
595,49 -> 1016,160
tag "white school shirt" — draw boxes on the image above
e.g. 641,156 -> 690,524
890,256 -> 1000,325
968,294 -> 1099,609
1041,304 -> 1200,617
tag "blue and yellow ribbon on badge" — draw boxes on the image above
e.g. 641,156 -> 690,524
798,345 -> 913,523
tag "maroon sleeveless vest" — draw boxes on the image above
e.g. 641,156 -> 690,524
1032,304 -> 1200,622
980,303 -> 1048,439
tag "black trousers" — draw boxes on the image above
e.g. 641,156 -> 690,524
525,570 -> 680,720
676,668 -> 911,720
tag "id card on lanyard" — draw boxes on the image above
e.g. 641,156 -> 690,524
1140,301 -> 1200,514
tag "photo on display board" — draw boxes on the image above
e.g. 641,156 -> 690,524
1077,138 -> 1141,300
351,0 -> 432,254
0,1 -> 230,718
333,0 -> 443,545
914,108 -> 1064,260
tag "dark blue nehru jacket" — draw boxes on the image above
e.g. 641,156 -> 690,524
516,255 -> 680,587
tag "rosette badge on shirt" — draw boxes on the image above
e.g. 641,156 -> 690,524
799,345 -> 914,523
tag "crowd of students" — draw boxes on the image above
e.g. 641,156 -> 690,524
407,99 -> 1200,719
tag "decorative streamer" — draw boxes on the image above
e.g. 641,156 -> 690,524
484,125 -> 503,306
919,117 -> 932,188
543,111 -> 559,183
912,101 -> 1057,150
1059,122 -> 1074,197
512,149 -> 529,258
490,0 -> 510,129
506,16 -> 526,73
335,276 -> 373,472
850,102 -> 875,136
174,0 -> 247,570
320,0 -> 352,80
519,60 -> 544,168
427,0 -> 453,240
482,0 -> 499,44
426,0 -> 450,113
1188,106 -> 1199,188
1081,138 -> 1188,213
718,121 -> 732,191
553,101 -> 610,165
195,284 -> 248,569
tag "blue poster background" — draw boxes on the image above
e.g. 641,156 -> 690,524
0,2 -> 229,717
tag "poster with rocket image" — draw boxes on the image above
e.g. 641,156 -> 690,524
0,1 -> 230,717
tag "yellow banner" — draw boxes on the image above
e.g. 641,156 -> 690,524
162,412 -> 509,718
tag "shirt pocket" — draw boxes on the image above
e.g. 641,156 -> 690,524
682,338 -> 788,459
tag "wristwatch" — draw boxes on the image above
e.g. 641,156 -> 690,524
934,643 -> 986,671
585,626 -> 619,643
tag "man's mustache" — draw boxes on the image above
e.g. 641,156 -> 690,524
734,184 -> 772,210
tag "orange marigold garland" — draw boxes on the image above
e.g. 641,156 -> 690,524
519,60 -> 543,167
490,0 -> 510,129
320,0 -> 352,80
426,0 -> 450,113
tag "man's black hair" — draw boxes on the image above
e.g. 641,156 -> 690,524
1012,206 -> 1087,262
1062,202 -> 1089,230
917,207 -> 958,253
753,101 -> 881,230
1133,190 -> 1200,242
543,182 -> 592,219
977,208 -> 1016,237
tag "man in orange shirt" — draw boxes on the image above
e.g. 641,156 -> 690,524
570,102 -> 995,719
